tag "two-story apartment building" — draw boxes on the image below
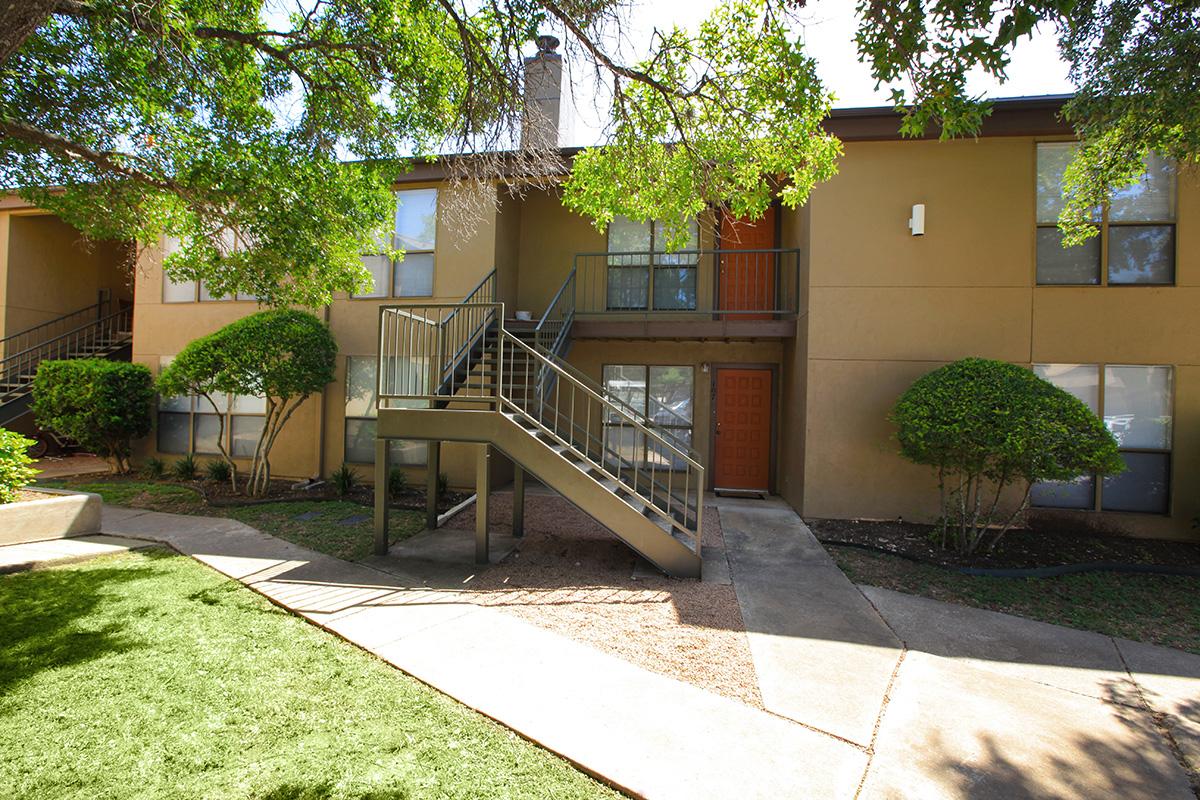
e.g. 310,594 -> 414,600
5,77 -> 1194,576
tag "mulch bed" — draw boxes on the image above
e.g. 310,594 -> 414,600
807,517 -> 1200,570
199,479 -> 471,512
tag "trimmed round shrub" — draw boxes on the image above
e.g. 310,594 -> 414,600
892,357 -> 1123,554
32,359 -> 154,474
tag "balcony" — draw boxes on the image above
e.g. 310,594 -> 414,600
571,248 -> 800,338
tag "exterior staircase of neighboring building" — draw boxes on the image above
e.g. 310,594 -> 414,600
0,296 -> 133,427
375,269 -> 706,577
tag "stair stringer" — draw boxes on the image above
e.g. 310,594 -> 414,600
377,406 -> 701,578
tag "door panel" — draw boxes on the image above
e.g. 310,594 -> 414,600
719,207 -> 777,318
714,368 -> 772,491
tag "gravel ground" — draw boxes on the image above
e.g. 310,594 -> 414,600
445,492 -> 762,708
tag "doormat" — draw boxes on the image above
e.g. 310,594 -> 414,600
714,489 -> 766,499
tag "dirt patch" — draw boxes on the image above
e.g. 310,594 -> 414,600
445,493 -> 762,708
10,489 -> 57,504
808,517 -> 1200,570
199,477 -> 470,513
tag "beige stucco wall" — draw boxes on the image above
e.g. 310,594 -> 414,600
795,136 -> 1200,539
1,211 -> 131,339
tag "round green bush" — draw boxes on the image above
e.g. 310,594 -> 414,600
892,357 -> 1123,553
0,428 -> 39,503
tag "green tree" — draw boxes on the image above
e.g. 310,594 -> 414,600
891,358 -> 1124,555
157,309 -> 337,496
31,359 -> 155,473
854,1 -> 1199,244
0,0 -> 838,301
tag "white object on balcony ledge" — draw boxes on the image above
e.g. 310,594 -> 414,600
514,310 -> 533,321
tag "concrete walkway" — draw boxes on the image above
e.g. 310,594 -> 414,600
0,533 -> 151,573
7,501 -> 1194,798
716,496 -> 1198,799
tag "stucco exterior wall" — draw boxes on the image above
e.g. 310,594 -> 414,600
1,212 -> 131,338
798,136 -> 1200,539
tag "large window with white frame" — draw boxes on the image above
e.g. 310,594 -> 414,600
1036,143 -> 1176,286
157,358 -> 267,455
601,364 -> 694,469
1031,363 -> 1173,514
606,217 -> 700,311
343,355 -> 427,465
354,188 -> 438,299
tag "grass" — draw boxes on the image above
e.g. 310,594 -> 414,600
35,479 -> 425,563
37,479 -> 205,513
222,501 -> 425,562
0,550 -> 618,800
829,545 -> 1200,654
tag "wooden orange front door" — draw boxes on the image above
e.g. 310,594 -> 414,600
719,207 -> 777,318
713,368 -> 772,491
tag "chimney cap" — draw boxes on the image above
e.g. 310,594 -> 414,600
535,34 -> 560,53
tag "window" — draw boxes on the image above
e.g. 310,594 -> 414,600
601,365 -> 694,469
156,358 -> 266,455
161,235 -> 260,303
1036,144 -> 1176,286
605,217 -> 699,311
343,355 -> 426,465
1031,363 -> 1173,514
354,188 -> 437,298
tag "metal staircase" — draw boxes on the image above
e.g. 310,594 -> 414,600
376,269 -> 705,577
0,297 -> 133,426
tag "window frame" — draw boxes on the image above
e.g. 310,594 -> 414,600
342,355 -> 427,466
1034,142 -> 1177,288
352,188 -> 438,300
604,218 -> 700,312
1031,362 -> 1174,515
600,363 -> 695,471
157,390 -> 267,457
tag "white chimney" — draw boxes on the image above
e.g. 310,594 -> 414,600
522,34 -> 564,150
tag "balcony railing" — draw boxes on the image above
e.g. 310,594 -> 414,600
573,248 -> 801,318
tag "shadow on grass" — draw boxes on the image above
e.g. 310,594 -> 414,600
0,552 -> 167,697
257,784 -> 411,800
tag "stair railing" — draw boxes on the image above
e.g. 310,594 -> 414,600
0,296 -> 116,359
533,268 -> 575,357
0,304 -> 133,400
496,322 -> 703,554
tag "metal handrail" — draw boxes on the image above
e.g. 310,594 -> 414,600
573,248 -> 801,317
0,299 -> 110,357
0,305 -> 132,398
533,268 -> 576,356
378,300 -> 704,554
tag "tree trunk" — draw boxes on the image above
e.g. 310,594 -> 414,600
0,0 -> 57,66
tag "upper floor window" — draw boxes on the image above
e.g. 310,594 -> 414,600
606,217 -> 699,311
1031,363 -> 1173,514
355,188 -> 438,299
1036,143 -> 1176,286
161,234 -> 259,303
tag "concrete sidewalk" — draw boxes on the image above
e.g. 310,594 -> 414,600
13,502 -> 1188,799
0,533 -> 152,573
98,505 -> 868,800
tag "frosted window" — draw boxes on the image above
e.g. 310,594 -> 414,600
653,218 -> 700,265
231,415 -> 265,458
1033,364 -> 1099,412
607,216 -> 652,258
193,414 -> 222,454
1036,228 -> 1100,285
157,412 -> 190,453
354,255 -> 390,299
1102,453 -> 1170,514
394,252 -> 434,297
162,274 -> 195,303
1107,226 -> 1174,285
345,357 -> 378,419
1104,366 -> 1172,450
394,189 -> 437,251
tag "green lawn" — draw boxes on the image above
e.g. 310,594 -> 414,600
829,545 -> 1200,654
0,550 -> 618,800
36,479 -> 425,562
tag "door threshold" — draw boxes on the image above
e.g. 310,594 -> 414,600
714,488 -> 767,499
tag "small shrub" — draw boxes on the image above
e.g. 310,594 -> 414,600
438,472 -> 449,497
331,462 -> 356,497
31,359 -> 154,473
388,467 -> 407,498
0,428 -> 40,503
892,357 -> 1123,554
172,453 -> 198,481
205,459 -> 232,483
141,457 -> 165,479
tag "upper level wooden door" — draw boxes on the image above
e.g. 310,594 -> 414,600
713,368 -> 772,491
718,206 -> 777,318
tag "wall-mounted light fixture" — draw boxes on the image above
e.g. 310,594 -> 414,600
908,204 -> 926,236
